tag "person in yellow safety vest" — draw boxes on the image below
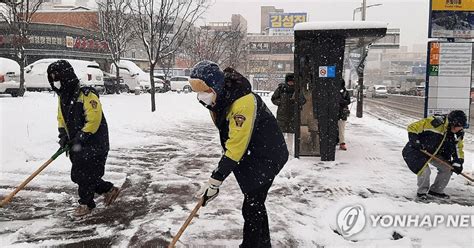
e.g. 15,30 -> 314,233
402,110 -> 466,200
190,61 -> 288,247
47,60 -> 120,217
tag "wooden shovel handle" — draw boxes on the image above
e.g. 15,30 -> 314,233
168,198 -> 204,248
421,150 -> 474,182
0,147 -> 67,207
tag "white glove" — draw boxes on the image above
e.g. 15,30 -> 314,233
197,177 -> 222,206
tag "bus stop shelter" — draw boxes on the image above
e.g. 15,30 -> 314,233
293,21 -> 387,161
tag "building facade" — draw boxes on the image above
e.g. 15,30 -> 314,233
246,34 -> 294,90
0,10 -> 111,69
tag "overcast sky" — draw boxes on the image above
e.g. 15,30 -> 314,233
199,0 -> 430,49
78,0 -> 429,49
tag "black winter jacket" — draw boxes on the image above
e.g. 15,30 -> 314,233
210,68 -> 288,192
402,115 -> 464,174
338,88 -> 351,121
271,83 -> 306,133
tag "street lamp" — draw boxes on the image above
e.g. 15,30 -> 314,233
352,3 -> 382,21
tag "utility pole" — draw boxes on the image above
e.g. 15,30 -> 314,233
356,0 -> 367,118
362,0 -> 367,21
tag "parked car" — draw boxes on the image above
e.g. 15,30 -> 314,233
387,86 -> 402,94
103,72 -> 128,94
415,86 -> 425,96
371,85 -> 388,98
169,76 -> 191,92
110,60 -> 164,93
25,59 -> 105,93
153,73 -> 166,81
0,57 -> 21,97
406,86 -> 425,96
152,73 -> 170,92
149,78 -> 166,93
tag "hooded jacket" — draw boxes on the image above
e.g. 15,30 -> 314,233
402,115 -> 464,174
271,80 -> 306,133
48,60 -> 109,156
191,63 -> 288,192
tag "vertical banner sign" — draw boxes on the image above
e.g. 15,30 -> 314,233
426,42 -> 473,127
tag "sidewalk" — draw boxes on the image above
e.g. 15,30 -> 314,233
1,94 -> 472,247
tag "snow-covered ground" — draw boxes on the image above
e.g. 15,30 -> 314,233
0,92 -> 472,247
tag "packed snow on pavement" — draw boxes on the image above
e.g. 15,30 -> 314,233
0,92 -> 472,247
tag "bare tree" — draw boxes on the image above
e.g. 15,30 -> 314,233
180,21 -> 248,71
97,0 -> 135,89
132,0 -> 209,112
0,0 -> 44,96
157,52 -> 175,79
180,26 -> 231,66
220,21 -> 247,71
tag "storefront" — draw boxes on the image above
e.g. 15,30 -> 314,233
0,22 -> 111,70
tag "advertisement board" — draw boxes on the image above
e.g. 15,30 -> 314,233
429,0 -> 474,38
269,13 -> 307,28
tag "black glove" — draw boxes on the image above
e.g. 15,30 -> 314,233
58,128 -> 69,149
451,158 -> 464,174
68,131 -> 89,152
451,162 -> 463,175
59,135 -> 69,149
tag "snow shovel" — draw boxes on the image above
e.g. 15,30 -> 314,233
168,197 -> 204,248
0,146 -> 69,207
421,150 -> 474,182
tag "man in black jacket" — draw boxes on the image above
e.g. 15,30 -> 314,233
47,60 -> 119,217
190,61 -> 288,247
271,73 -> 306,155
271,73 -> 306,133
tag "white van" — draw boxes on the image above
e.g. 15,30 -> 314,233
25,59 -> 104,92
110,60 -> 164,93
0,57 -> 21,97
371,85 -> 388,98
169,76 -> 191,92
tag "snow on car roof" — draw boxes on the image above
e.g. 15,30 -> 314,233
115,60 -> 144,75
294,21 -> 388,31
0,57 -> 20,74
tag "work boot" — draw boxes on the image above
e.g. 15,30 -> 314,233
104,186 -> 120,206
339,143 -> 347,150
416,193 -> 428,200
428,190 -> 450,199
73,204 -> 92,217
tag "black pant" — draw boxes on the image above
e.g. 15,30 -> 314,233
70,151 -> 113,209
241,181 -> 273,248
